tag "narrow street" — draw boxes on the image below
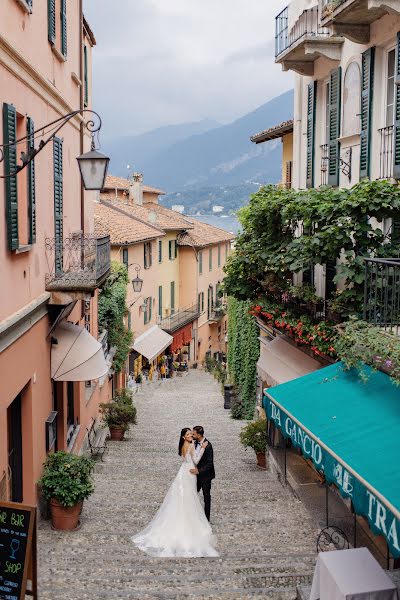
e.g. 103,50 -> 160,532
38,371 -> 317,599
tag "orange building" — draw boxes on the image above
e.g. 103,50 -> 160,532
0,2 -> 112,506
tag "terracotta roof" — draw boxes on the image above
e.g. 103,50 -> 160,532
99,194 -> 194,231
177,219 -> 235,248
251,119 -> 294,144
94,202 -> 164,246
104,175 -> 166,196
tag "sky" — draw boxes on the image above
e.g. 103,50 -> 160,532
83,0 -> 293,140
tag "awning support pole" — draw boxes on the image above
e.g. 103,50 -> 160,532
353,511 -> 357,548
387,544 -> 390,570
284,440 -> 287,484
325,484 -> 329,527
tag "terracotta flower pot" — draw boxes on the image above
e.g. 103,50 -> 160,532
256,451 -> 267,469
109,426 -> 126,441
50,498 -> 82,531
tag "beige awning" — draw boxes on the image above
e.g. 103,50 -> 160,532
132,325 -> 173,362
257,336 -> 320,387
51,321 -> 108,382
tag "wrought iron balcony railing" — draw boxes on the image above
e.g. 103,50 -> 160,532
364,257 -> 400,335
275,5 -> 329,58
321,143 -> 329,186
208,302 -> 227,323
158,303 -> 200,333
45,234 -> 111,293
378,126 -> 394,180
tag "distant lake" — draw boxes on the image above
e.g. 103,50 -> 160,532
191,214 -> 241,235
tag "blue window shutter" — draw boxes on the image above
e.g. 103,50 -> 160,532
306,81 -> 317,189
48,0 -> 56,44
61,0 -> 67,57
393,33 -> 400,179
3,103 -> 19,251
328,67 -> 342,187
53,137 -> 63,274
27,117 -> 36,244
360,47 -> 375,179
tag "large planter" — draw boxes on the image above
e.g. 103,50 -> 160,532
256,451 -> 267,469
109,426 -> 126,441
50,498 -> 82,531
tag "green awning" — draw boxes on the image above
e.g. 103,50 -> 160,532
263,362 -> 400,557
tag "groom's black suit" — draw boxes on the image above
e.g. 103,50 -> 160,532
196,439 -> 215,522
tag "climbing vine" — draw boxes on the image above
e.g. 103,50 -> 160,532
227,298 -> 259,419
98,261 -> 133,374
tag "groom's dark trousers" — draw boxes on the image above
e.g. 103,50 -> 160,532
196,440 -> 215,522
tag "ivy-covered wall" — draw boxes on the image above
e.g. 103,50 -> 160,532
227,297 -> 260,419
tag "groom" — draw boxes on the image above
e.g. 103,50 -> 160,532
190,425 -> 215,521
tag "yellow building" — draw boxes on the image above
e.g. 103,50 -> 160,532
251,120 -> 294,188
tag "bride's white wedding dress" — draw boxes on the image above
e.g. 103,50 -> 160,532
132,447 -> 219,558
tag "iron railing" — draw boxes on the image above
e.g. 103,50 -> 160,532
378,125 -> 394,180
364,257 -> 400,334
321,144 -> 329,186
275,5 -> 329,58
45,234 -> 111,292
158,303 -> 200,333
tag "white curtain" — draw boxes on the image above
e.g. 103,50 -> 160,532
288,0 -> 318,33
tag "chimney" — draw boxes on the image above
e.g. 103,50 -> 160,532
129,172 -> 143,205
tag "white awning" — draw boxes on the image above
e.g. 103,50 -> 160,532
132,325 -> 173,362
257,336 -> 320,387
51,321 -> 108,382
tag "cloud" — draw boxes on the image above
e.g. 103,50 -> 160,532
83,0 -> 293,138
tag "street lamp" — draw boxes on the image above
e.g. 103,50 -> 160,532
129,263 -> 143,293
0,109 -> 109,191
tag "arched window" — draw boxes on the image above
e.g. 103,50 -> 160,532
342,62 -> 361,137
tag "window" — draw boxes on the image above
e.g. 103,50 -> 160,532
218,244 -> 221,267
169,239 -> 178,260
198,292 -> 204,313
158,240 -> 163,262
199,251 -> 203,274
209,248 -> 213,271
158,286 -> 163,318
48,0 -> 67,59
386,49 -> 396,126
84,44 -> 89,107
342,62 -> 361,137
144,297 -> 152,325
144,241 -> 152,269
127,310 -> 132,331
122,248 -> 128,268
170,281 -> 175,315
207,286 -> 213,319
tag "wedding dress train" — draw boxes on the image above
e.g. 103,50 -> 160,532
132,448 -> 219,558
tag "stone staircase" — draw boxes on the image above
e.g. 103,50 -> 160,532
38,371 -> 317,599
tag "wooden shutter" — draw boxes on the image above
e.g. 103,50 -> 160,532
209,248 -> 212,271
158,286 -> 163,318
158,239 -> 162,262
218,244 -> 221,267
3,103 -> 19,251
61,0 -> 67,57
199,251 -> 203,274
27,117 -> 36,244
149,241 -> 152,267
174,240 -> 178,258
393,33 -> 400,179
148,297 -> 152,322
391,212 -> 400,244
144,243 -> 147,268
53,137 -> 63,274
306,81 -> 317,189
170,281 -> 175,313
48,0 -> 56,44
360,47 -> 375,179
168,240 -> 172,260
144,299 -> 148,325
84,45 -> 88,106
328,68 -> 342,187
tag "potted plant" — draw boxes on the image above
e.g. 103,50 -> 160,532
100,398 -> 137,441
38,451 -> 94,531
240,419 -> 268,469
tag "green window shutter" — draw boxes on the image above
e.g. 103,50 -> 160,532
218,244 -> 221,267
199,251 -> 203,274
122,248 -> 128,267
306,81 -> 317,189
53,137 -> 63,274
3,103 -> 19,251
174,240 -> 178,258
127,311 -> 131,331
328,67 -> 342,187
148,297 -> 152,322
360,47 -> 375,179
202,293 -> 204,312
84,45 -> 88,106
48,0 -> 56,45
169,240 -> 172,259
198,293 -> 201,312
27,117 -> 36,244
325,259 -> 336,299
391,212 -> 400,244
144,299 -> 148,325
158,286 -> 163,317
149,241 -> 152,267
209,248 -> 212,271
393,33 -> 400,179
170,281 -> 175,312
61,0 -> 67,57
158,240 -> 162,262
144,243 -> 147,268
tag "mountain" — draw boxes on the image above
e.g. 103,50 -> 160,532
106,118 -> 220,175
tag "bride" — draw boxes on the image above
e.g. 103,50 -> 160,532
132,428 -> 219,558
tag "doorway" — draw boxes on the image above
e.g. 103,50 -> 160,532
7,394 -> 23,503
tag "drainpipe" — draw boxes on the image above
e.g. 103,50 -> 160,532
79,0 -> 84,234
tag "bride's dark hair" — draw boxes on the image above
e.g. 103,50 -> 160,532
178,428 -> 191,456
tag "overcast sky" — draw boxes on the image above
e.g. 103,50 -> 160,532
83,0 -> 293,139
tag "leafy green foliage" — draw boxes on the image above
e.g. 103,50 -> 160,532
227,298 -> 259,419
38,452 -> 95,507
98,261 -> 133,374
239,419 -> 268,453
100,392 -> 137,431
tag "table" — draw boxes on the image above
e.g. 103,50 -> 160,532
310,548 -> 399,600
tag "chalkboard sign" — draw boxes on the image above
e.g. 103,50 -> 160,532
0,502 -> 36,600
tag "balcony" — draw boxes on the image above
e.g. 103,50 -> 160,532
378,126 -> 394,180
320,0 -> 400,43
320,143 -> 329,185
158,303 -> 200,334
364,258 -> 400,335
45,234 -> 111,295
208,303 -> 227,324
275,5 -> 343,75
